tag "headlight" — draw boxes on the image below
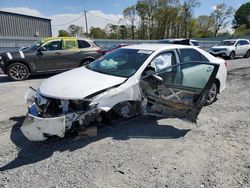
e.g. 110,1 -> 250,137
24,87 -> 37,108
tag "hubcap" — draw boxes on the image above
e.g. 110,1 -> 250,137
207,83 -> 217,103
9,65 -> 27,80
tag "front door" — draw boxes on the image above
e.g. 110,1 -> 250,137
140,62 -> 219,122
33,39 -> 64,71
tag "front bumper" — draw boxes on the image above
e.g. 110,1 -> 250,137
21,112 -> 66,141
209,50 -> 230,57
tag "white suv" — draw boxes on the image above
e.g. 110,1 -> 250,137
209,39 -> 250,59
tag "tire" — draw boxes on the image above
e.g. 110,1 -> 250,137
7,62 -> 29,81
229,51 -> 235,60
206,82 -> 218,105
80,59 -> 94,67
244,50 -> 250,58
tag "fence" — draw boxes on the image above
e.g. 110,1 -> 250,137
0,36 -> 249,53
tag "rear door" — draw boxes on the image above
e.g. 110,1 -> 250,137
140,62 -> 219,122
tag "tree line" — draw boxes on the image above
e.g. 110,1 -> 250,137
58,1 -> 250,39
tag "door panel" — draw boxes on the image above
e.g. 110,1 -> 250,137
140,62 -> 219,122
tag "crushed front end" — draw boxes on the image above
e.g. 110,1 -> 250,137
21,88 -> 101,141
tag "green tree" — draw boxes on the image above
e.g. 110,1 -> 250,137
58,30 -> 70,37
67,24 -> 84,37
89,27 -> 107,39
233,2 -> 250,29
234,24 -> 250,36
210,3 -> 234,37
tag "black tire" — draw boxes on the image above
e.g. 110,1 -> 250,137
80,59 -> 94,67
206,82 -> 218,105
229,51 -> 235,60
7,62 -> 29,81
244,50 -> 250,58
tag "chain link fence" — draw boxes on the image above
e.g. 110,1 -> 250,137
1,36 -> 249,53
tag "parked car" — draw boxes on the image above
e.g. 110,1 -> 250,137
209,39 -> 250,59
99,44 -> 128,55
0,37 -> 102,81
158,39 -> 200,47
21,44 -> 227,141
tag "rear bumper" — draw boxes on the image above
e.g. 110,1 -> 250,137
21,110 -> 66,141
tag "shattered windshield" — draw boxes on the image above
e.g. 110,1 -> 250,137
219,41 -> 236,46
87,48 -> 153,78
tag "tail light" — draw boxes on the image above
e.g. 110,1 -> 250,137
96,49 -> 103,54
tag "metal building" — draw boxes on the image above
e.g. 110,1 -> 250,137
0,10 -> 52,37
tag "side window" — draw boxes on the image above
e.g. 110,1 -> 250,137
179,49 -> 208,63
236,41 -> 241,46
43,40 -> 62,51
151,51 -> 176,72
78,40 -> 91,48
63,40 -> 78,50
241,40 -> 249,45
158,63 -> 216,89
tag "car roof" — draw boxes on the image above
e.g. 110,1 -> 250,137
122,43 -> 193,51
41,37 -> 93,43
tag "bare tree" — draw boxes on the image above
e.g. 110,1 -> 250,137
123,5 -> 137,39
211,3 -> 234,37
182,0 -> 200,38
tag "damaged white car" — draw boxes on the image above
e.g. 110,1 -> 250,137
21,44 -> 227,141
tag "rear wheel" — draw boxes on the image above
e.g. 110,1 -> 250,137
80,59 -> 94,67
7,62 -> 29,81
244,50 -> 250,58
229,51 -> 235,60
206,82 -> 218,105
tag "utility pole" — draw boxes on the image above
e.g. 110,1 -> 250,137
84,10 -> 88,37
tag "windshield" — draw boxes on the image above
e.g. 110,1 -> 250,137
87,48 -> 153,78
218,40 -> 236,46
28,40 -> 42,50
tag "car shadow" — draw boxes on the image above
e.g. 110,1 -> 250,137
0,115 -> 190,171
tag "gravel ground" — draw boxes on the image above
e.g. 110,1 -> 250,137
0,58 -> 250,188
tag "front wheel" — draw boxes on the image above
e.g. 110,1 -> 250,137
206,82 -> 218,105
80,59 -> 94,67
244,50 -> 250,58
7,62 -> 30,81
229,51 -> 235,60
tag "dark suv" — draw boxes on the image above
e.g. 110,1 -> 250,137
0,37 -> 102,80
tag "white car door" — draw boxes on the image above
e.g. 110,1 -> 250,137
139,62 -> 219,122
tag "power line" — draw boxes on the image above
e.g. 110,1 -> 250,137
52,13 -> 84,27
86,11 -> 122,24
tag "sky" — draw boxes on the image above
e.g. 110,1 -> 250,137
0,0 -> 249,36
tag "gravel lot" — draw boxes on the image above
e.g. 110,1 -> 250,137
0,58 -> 250,188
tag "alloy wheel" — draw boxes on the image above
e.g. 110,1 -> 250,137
9,64 -> 28,80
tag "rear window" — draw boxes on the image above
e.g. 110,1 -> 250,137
179,48 -> 209,63
78,40 -> 91,48
191,41 -> 199,46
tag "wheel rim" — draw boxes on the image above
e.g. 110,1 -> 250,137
83,61 -> 91,66
9,64 -> 27,80
207,83 -> 217,103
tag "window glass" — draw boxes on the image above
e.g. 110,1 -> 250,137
78,40 -> 91,48
157,63 -> 215,89
191,41 -> 199,46
63,40 -> 78,49
240,40 -> 249,45
43,40 -> 62,51
88,48 -> 152,78
151,52 -> 176,72
179,49 -> 208,63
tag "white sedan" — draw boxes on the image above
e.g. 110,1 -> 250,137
21,44 -> 227,141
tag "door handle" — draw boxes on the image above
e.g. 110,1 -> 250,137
55,52 -> 61,56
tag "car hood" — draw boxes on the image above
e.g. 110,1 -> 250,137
39,67 -> 127,100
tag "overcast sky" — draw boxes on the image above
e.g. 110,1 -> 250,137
0,0 -> 248,36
